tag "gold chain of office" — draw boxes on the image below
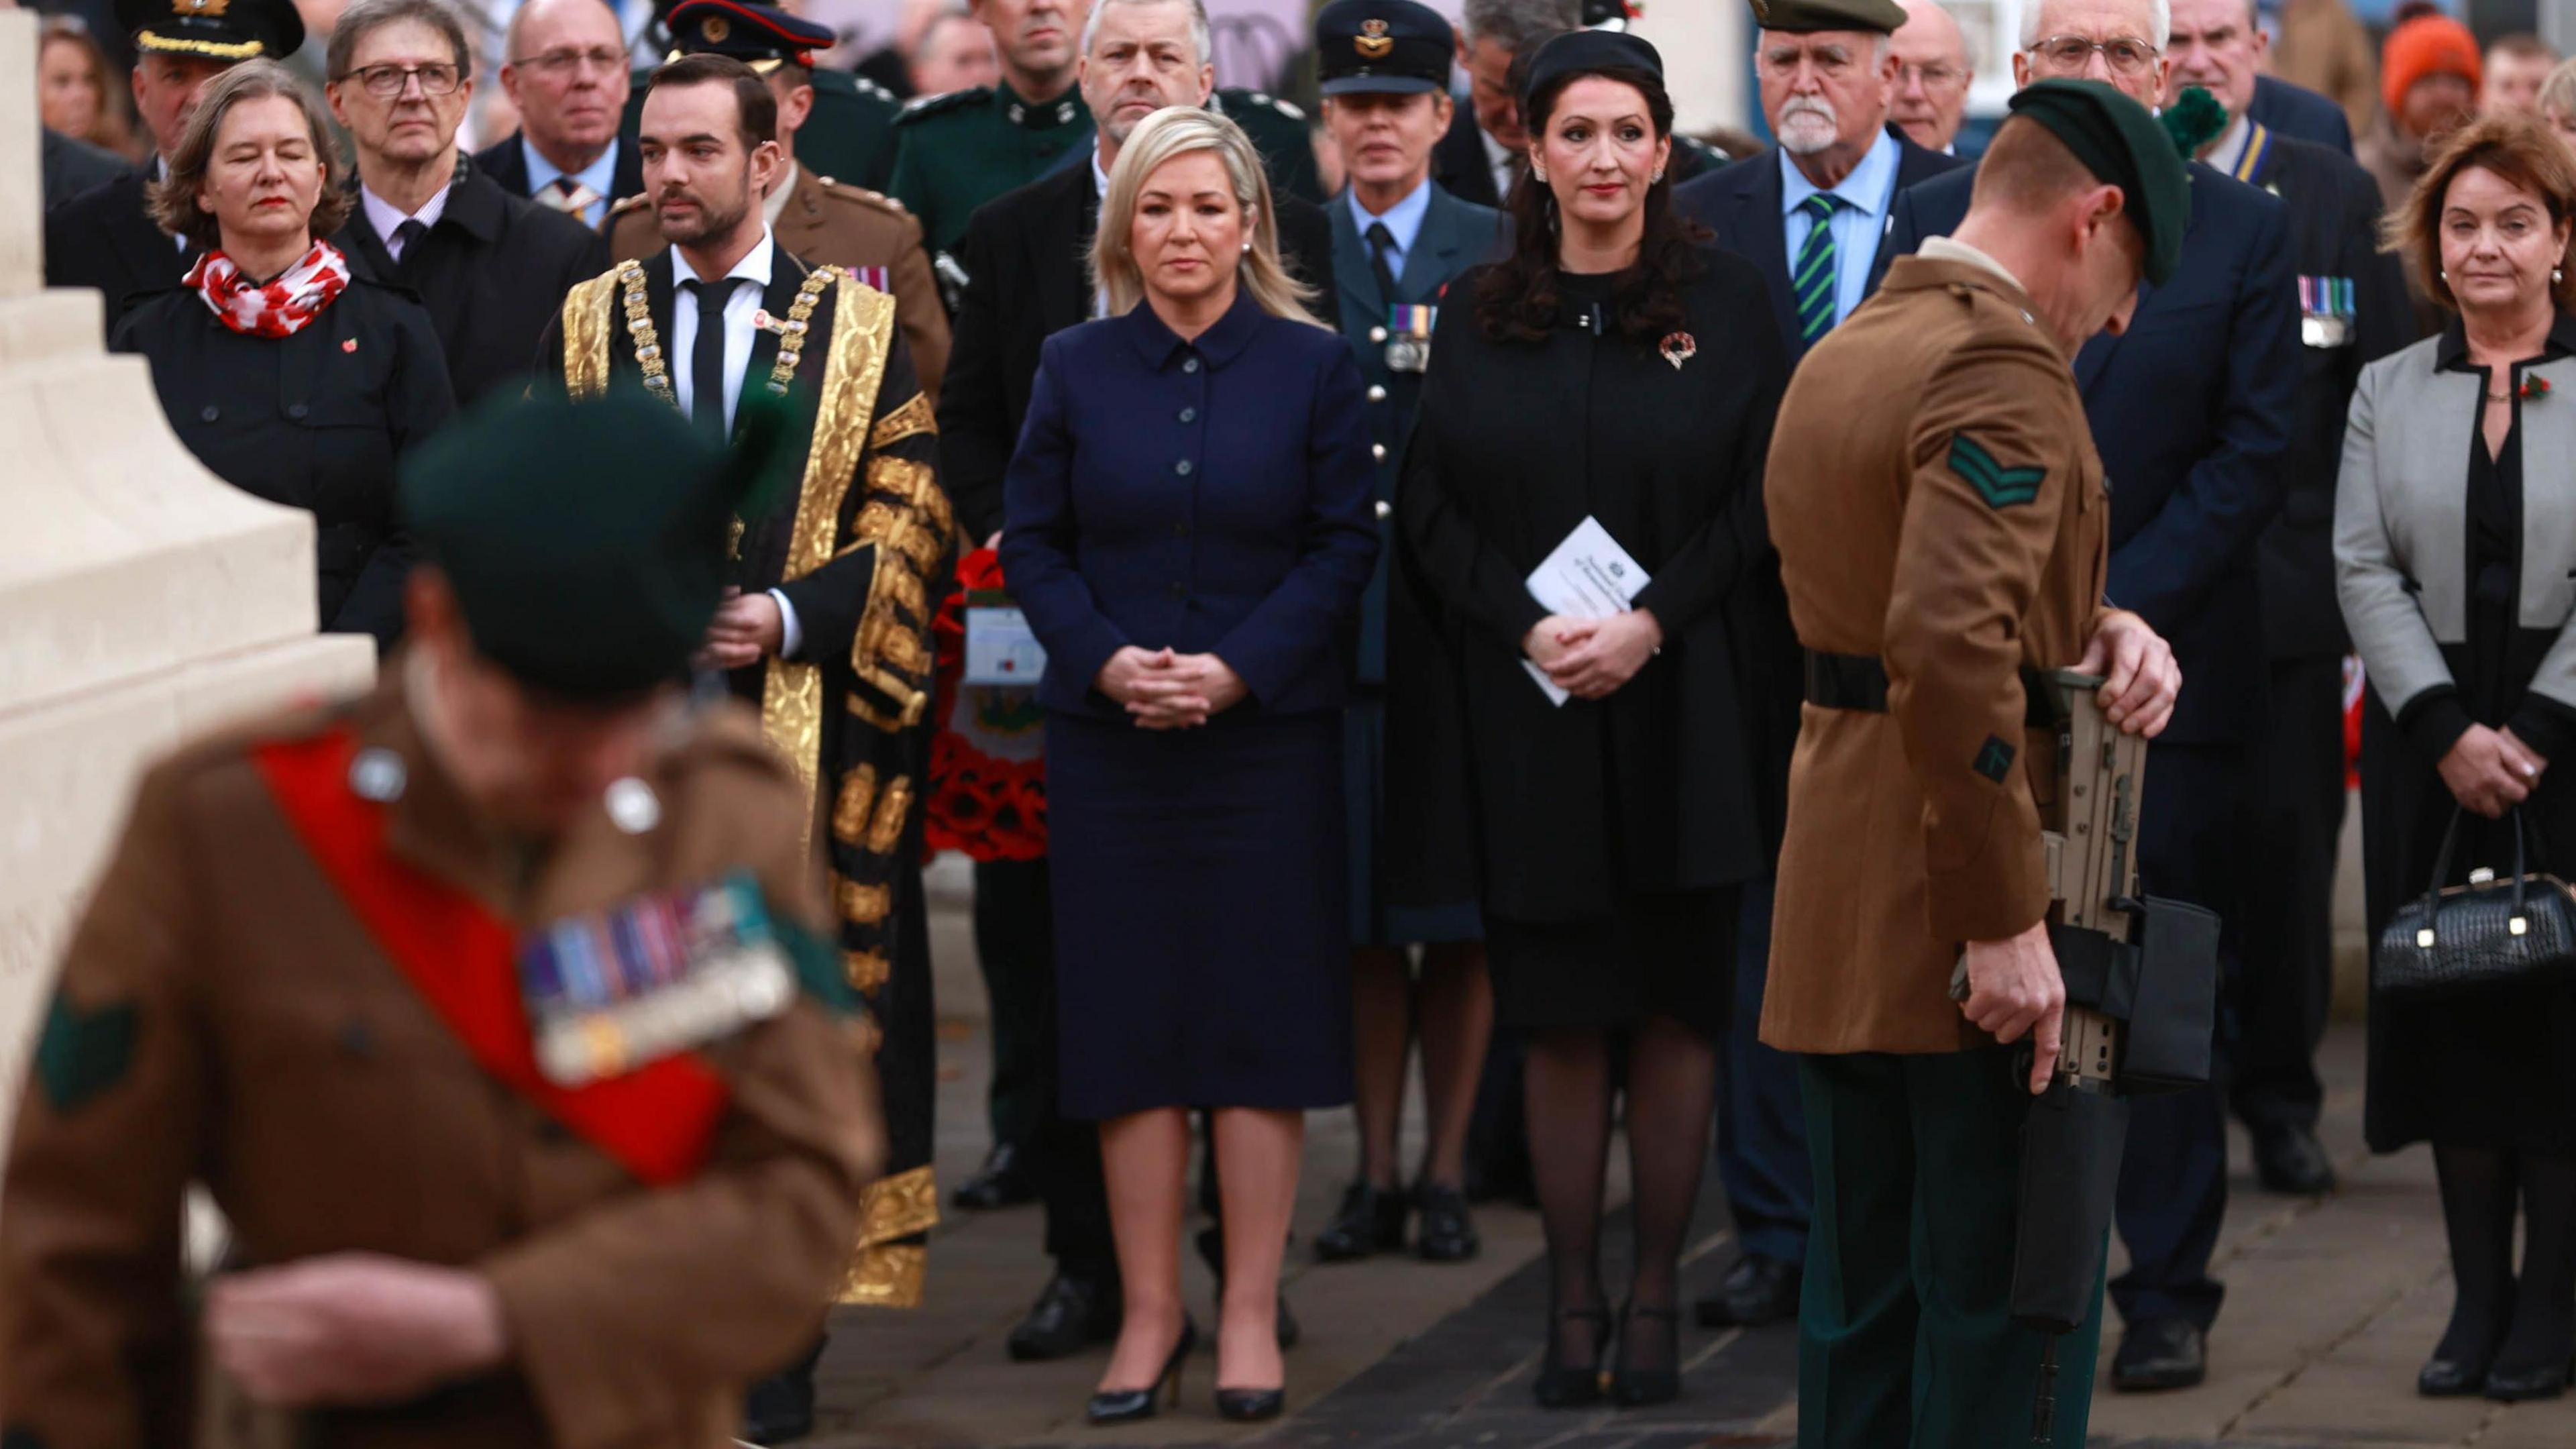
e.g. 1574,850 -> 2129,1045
617,260 -> 830,409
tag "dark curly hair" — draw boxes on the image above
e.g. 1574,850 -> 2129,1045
1475,62 -> 1707,343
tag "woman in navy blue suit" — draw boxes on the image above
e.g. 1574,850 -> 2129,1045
1000,107 -> 1378,1426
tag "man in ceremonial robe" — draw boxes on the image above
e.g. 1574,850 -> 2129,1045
541,50 -> 952,1442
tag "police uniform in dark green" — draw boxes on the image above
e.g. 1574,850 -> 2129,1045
1215,87 -> 1325,205
888,80 -> 1093,264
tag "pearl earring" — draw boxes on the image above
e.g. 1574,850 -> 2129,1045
1652,168 -> 1666,182
2558,267 -> 2566,284
1242,241 -> 1252,254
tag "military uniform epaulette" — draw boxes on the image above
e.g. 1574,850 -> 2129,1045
1224,88 -> 1306,123
608,192 -> 654,220
853,74 -> 899,104
895,85 -> 987,125
814,175 -> 908,217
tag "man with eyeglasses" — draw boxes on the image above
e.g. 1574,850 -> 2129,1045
43,0 -> 305,341
1890,0 -> 1971,154
474,0 -> 643,225
1668,0 -> 1962,1338
325,0 -> 608,410
1882,0 -> 2299,1399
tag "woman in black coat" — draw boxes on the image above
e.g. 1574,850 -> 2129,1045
1394,30 -> 1788,1410
113,60 -> 453,654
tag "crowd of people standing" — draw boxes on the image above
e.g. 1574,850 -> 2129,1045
10,0 -> 2576,1444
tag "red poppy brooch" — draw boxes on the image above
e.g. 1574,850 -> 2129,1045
1659,331 -> 1697,370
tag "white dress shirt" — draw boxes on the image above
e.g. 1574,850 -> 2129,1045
1480,126 -> 1514,203
360,180 -> 453,262
669,227 -> 806,657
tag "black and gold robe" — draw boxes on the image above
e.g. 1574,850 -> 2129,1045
546,248 -> 953,1305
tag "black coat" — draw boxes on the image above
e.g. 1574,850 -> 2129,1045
1395,250 -> 1789,921
333,160 -> 611,411
41,129 -> 135,212
1431,105 -> 1505,210
111,279 -> 458,651
470,131 -> 645,211
934,160 -> 1338,541
2237,127 -> 2414,661
2250,74 -> 2355,156
45,167 -> 201,341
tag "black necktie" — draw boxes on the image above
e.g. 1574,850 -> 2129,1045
682,276 -> 742,439
1365,221 -> 1399,303
390,219 -> 425,266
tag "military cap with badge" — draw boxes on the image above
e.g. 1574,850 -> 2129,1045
663,0 -> 833,75
1316,0 -> 1452,376
115,0 -> 304,62
2004,77 -> 2196,286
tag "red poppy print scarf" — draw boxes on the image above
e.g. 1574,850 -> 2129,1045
184,241 -> 352,339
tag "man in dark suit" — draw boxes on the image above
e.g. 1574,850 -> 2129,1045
1670,0 -> 1964,1334
1880,0 -> 2298,1393
2250,71 -> 2353,153
936,0 -> 1335,1360
2166,0 -> 2410,1201
326,0 -> 607,411
44,0 -> 304,339
1431,0 -> 1576,207
471,0 -> 643,226
40,129 -> 134,213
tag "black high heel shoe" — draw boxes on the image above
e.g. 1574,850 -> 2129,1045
1534,1304 -> 1610,1409
1087,1318 -> 1196,1426
1611,1302 -> 1682,1407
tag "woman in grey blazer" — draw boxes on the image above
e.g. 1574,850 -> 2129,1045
2336,114 -> 2576,1403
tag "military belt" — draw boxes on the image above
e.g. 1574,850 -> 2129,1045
1802,650 -> 2061,728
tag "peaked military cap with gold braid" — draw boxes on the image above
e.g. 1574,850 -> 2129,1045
117,0 -> 303,62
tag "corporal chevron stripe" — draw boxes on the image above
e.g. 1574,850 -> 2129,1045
1949,434 -> 2047,508
1793,193 -> 1842,345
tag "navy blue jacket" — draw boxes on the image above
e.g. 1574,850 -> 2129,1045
2249,74 -> 2354,156
1881,161 -> 2299,747
1001,290 -> 1381,719
1331,182 -> 1505,684
1675,124 -> 1966,363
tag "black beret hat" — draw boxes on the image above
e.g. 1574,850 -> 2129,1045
1748,0 -> 1909,35
117,0 -> 304,63
402,389 -> 784,702
1315,0 -> 1452,97
1521,28 -> 1662,111
2005,78 -> 2192,286
666,0 -> 834,71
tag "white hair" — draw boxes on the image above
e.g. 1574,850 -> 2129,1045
2020,0 -> 2170,51
1079,0 -> 1212,67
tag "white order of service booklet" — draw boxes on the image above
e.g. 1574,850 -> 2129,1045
1521,515 -> 1650,706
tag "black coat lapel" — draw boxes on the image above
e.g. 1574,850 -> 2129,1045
1037,165 -> 1093,331
1737,162 -> 1801,358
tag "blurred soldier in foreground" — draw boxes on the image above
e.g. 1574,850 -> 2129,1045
0,388 -> 883,1448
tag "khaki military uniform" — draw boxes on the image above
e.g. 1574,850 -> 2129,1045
0,669 -> 883,1449
607,166 -> 952,402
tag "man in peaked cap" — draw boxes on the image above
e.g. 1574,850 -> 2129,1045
609,0 -> 952,400
0,386 -> 886,1449
1762,78 -> 2185,1448
44,0 -> 305,338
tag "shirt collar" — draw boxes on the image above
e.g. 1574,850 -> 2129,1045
1348,175 -> 1435,258
678,225 -> 777,291
1124,285 -> 1266,369
1919,235 -> 2029,296
523,136 -> 618,200
999,78 -> 1083,129
1778,127 -> 1901,221
2436,309 -> 2576,370
1092,145 -> 1111,200
360,178 -> 455,244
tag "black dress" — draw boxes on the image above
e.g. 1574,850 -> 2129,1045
113,278 -> 455,653
1395,254 -> 1790,1033
2361,319 -> 2576,1154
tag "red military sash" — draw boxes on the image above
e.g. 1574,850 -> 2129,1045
251,729 -> 729,1186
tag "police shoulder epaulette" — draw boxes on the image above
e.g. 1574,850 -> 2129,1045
1242,89 -> 1304,122
855,74 -> 898,103
896,86 -> 986,124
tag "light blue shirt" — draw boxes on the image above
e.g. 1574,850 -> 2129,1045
523,136 -> 621,229
1780,128 -> 1900,332
1348,176 -> 1434,288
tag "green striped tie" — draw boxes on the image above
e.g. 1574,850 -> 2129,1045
1793,193 -> 1843,345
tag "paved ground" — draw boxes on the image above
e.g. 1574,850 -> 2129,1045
799,862 -> 2576,1448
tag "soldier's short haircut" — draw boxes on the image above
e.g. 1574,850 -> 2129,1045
329,0 -> 472,80
1969,110 -> 2102,217
1464,0 -> 1580,55
649,52 -> 779,148
1080,0 -> 1213,67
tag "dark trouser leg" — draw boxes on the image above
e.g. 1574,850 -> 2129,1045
1042,1113 -> 1116,1281
1796,1053 -> 1917,1449
2232,656 -> 2343,1134
2112,743 -> 2242,1332
1713,878 -> 1812,1266
972,857 -> 1053,1155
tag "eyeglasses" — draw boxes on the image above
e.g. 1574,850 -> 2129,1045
1898,61 -> 1966,89
1756,42 -> 1862,80
510,47 -> 627,78
341,62 -> 464,97
2026,34 -> 2161,76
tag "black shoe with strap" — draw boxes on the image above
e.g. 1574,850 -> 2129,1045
1008,1271 -> 1122,1363
1534,1304 -> 1609,1409
1086,1318 -> 1196,1427
952,1142 -> 1036,1211
1314,1181 -> 1408,1261
1610,1301 -> 1682,1407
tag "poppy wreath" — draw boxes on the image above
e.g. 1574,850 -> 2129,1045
924,548 -> 1049,861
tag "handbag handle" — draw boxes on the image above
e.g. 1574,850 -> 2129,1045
2416,805 -> 2538,947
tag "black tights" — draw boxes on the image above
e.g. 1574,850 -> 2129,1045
2434,1144 -> 2576,1375
1523,1016 -> 1717,1373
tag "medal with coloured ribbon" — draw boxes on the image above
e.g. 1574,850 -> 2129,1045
2298,275 -> 2355,350
519,871 -> 798,1087
1385,303 -> 1435,373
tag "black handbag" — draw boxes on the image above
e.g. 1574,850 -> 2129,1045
2375,807 -> 2576,999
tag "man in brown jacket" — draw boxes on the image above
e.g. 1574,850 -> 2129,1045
0,390 -> 883,1449
1762,80 -> 2183,1448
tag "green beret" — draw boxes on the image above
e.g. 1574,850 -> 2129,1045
402,389 -> 777,701
1750,0 -> 1907,36
2004,78 -> 2192,286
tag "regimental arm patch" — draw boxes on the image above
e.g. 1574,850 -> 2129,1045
1973,735 -> 2018,784
33,992 -> 138,1115
1949,434 -> 2047,509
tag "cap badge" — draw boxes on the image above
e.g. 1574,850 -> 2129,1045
700,15 -> 729,43
176,0 -> 229,15
1355,19 -> 1393,58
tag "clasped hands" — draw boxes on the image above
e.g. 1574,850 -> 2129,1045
206,1254 -> 508,1409
694,586 -> 784,672
1523,610 -> 1664,700
1097,646 -> 1248,729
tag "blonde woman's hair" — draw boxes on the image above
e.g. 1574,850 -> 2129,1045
2542,54 -> 2576,123
1089,107 -> 1326,327
150,59 -> 352,251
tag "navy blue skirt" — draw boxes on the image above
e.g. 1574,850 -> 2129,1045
1047,708 -> 1355,1120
